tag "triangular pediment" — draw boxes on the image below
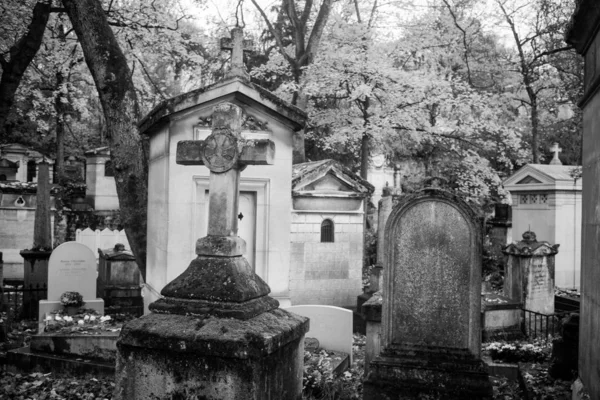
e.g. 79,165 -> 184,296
292,159 -> 374,196
503,163 -> 582,191
301,174 -> 354,192
516,175 -> 542,184
139,77 -> 306,135
0,158 -> 18,169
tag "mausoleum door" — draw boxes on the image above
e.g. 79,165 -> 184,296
238,192 -> 257,269
196,188 -> 258,273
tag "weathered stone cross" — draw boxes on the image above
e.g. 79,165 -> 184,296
220,27 -> 253,78
176,103 -> 274,257
549,142 -> 562,165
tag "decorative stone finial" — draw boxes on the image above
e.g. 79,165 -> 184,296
522,230 -> 537,243
114,243 -> 125,252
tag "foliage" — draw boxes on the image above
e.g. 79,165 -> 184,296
484,340 -> 551,363
59,291 -> 84,308
302,334 -> 365,400
0,372 -> 115,400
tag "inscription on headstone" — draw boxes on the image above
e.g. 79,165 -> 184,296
364,189 -> 492,399
390,200 -> 472,348
47,242 -> 97,301
503,231 -> 558,315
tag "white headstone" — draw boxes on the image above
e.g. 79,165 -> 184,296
284,305 -> 353,364
47,242 -> 97,300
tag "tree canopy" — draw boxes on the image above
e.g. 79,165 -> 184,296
0,0 -> 583,263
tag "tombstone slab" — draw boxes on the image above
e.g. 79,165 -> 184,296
363,189 -> 492,399
503,231 -> 558,315
38,242 -> 104,331
284,305 -> 353,364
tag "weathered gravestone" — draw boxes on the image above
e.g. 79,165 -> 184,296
363,188 -> 492,399
39,242 -> 104,331
114,79 -> 308,397
503,231 -> 558,315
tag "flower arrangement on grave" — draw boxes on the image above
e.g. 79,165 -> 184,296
59,291 -> 84,315
484,340 -> 550,363
44,310 -> 118,334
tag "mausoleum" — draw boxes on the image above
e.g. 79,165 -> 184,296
502,157 -> 581,289
0,143 -> 55,183
139,60 -> 306,309
290,159 -> 373,306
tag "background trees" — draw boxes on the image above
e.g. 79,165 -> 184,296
0,0 -> 582,263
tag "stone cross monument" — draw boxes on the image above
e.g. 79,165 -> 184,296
114,27 -> 308,400
147,102 -> 278,318
549,142 -> 563,165
220,26 -> 253,79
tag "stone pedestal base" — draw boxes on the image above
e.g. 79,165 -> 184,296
363,345 -> 493,400
114,309 -> 308,400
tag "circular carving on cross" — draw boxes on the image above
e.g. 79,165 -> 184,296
202,128 -> 239,172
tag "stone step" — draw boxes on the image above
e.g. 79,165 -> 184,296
6,346 -> 115,377
30,332 -> 119,362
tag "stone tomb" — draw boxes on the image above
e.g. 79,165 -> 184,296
39,242 -> 104,330
363,189 -> 492,399
114,100 -> 308,399
503,231 -> 558,315
139,29 -> 306,310
503,162 -> 581,288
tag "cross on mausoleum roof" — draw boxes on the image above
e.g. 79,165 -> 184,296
549,142 -> 563,165
220,27 -> 253,79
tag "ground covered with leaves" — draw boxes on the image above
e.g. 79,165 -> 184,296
0,324 -> 581,400
0,373 -> 115,400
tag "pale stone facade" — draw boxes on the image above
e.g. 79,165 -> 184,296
503,164 -> 581,289
0,143 -> 54,183
84,147 -> 119,211
140,77 -> 305,310
0,144 -> 56,280
566,5 -> 600,398
290,160 -> 373,307
290,212 -> 365,306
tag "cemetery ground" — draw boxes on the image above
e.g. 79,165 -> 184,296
0,317 -> 576,400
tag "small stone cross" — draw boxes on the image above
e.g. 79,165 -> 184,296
220,27 -> 253,79
176,103 -> 274,257
549,142 -> 562,165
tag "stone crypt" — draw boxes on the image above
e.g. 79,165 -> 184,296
114,28 -> 308,399
139,28 -> 305,310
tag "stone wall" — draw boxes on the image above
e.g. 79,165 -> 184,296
566,4 -> 600,397
290,212 -> 364,307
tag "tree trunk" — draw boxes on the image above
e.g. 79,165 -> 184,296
55,70 -> 66,183
531,97 -> 540,163
360,133 -> 369,179
34,161 -> 52,250
62,0 -> 148,279
0,1 -> 51,137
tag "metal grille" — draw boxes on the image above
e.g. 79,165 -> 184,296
320,219 -> 334,243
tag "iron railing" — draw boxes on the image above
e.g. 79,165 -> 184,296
1,282 -> 47,323
522,308 -> 567,339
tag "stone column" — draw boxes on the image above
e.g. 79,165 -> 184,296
20,160 -> 52,319
503,231 -> 558,315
